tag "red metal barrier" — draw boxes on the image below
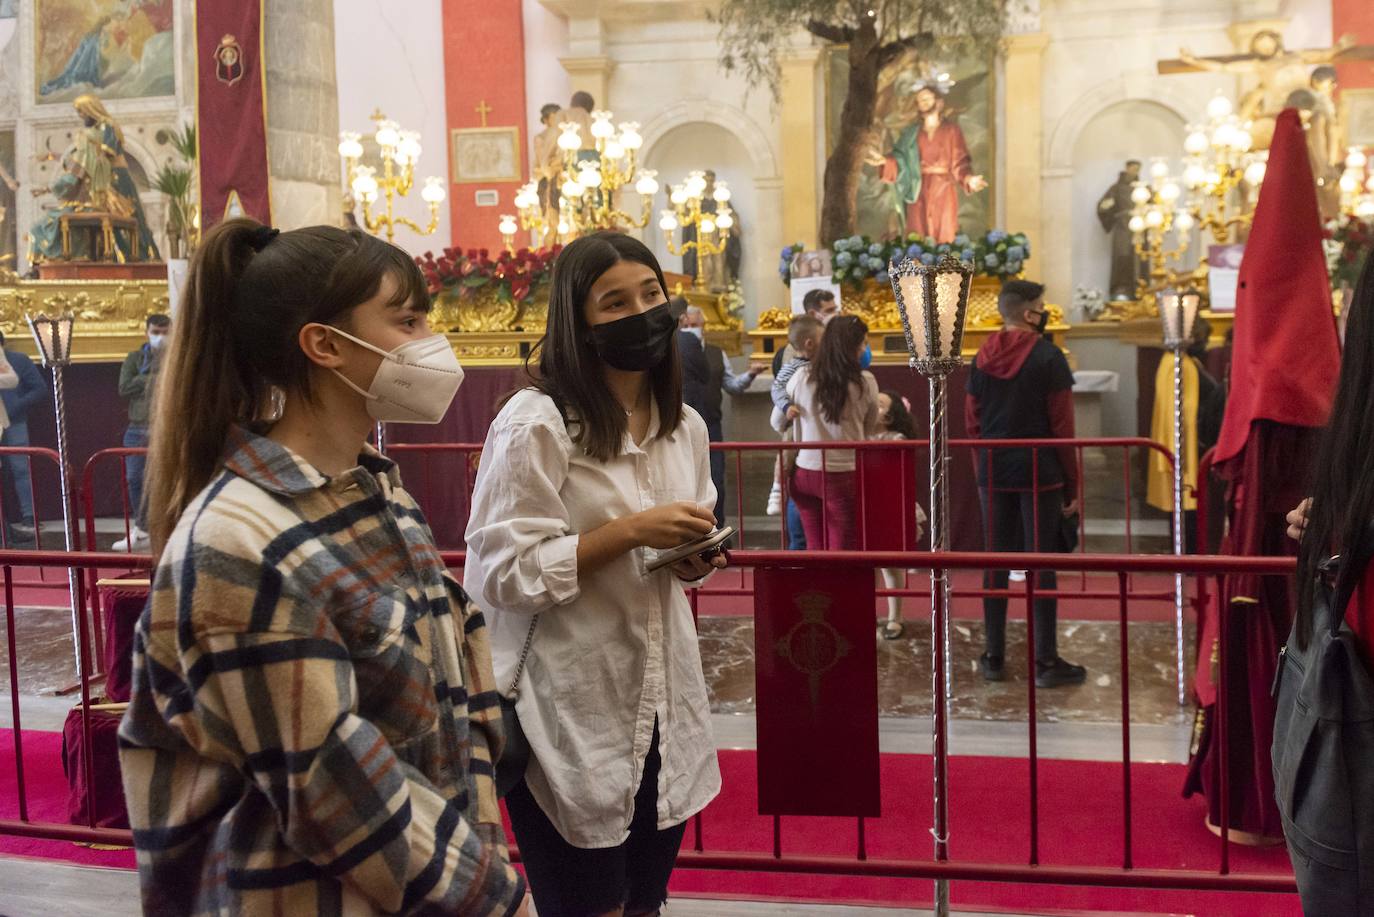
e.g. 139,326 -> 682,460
78,437 -> 1172,555
1,548 -> 153,849
1,545 -> 1297,902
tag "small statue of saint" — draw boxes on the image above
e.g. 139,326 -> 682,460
28,94 -> 161,264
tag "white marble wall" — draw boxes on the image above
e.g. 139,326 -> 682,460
333,0 -> 449,251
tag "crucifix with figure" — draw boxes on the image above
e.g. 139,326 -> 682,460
1159,30 -> 1374,124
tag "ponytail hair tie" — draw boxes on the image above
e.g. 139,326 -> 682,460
247,226 -> 280,252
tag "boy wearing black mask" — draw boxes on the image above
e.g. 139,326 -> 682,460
965,280 -> 1085,688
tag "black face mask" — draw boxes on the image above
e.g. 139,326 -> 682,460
1029,310 -> 1049,335
590,302 -> 676,371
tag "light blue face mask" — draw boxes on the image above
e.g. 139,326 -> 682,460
859,343 -> 873,369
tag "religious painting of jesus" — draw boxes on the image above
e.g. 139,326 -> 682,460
827,47 -> 994,243
35,0 -> 175,105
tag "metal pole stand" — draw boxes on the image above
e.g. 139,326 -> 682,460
1170,346 -> 1186,706
52,363 -> 84,676
925,368 -> 953,916
374,421 -> 387,454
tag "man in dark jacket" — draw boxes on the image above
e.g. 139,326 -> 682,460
0,331 -> 48,541
677,301 -> 764,526
114,313 -> 169,551
965,280 -> 1085,688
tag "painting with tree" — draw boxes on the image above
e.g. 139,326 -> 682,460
838,53 -> 992,243
713,0 -> 1006,245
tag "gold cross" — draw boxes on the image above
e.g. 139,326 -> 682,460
475,100 -> 492,128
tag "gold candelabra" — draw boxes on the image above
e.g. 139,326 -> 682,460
339,110 -> 446,243
1129,162 -> 1200,298
500,110 -> 657,249
658,171 -> 735,285
1130,93 -> 1267,297
1178,94 -> 1265,244
1340,147 -> 1374,219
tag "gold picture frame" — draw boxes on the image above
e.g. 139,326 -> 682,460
822,43 -> 998,242
1344,88 -> 1374,147
450,126 -> 522,184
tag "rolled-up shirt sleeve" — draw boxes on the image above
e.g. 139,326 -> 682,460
465,416 -> 581,616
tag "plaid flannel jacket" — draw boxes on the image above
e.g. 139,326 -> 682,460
117,428 -> 525,916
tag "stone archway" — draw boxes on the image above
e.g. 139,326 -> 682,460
639,99 -> 779,181
638,100 -> 782,331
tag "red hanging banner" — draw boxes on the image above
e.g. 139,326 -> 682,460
196,1 -> 270,227
754,566 -> 880,817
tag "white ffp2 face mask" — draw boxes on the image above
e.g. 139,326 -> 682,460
327,327 -> 465,424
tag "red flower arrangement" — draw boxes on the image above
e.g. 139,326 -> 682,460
415,244 -> 564,305
1328,218 -> 1372,292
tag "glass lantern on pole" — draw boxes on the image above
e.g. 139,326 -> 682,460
1157,288 -> 1200,707
888,252 -> 973,917
25,311 -> 86,673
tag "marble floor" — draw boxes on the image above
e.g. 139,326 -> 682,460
0,858 -> 1028,917
701,616 -> 1193,728
3,605 -> 1193,731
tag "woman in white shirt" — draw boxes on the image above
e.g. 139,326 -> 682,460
465,231 -> 726,917
786,313 -> 881,550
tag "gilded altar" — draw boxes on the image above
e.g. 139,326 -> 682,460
0,273 -> 172,362
747,277 -> 1071,366
0,271 -> 745,367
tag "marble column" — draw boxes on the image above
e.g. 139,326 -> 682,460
561,56 -> 615,109
1002,31 -> 1049,273
263,0 -> 342,229
779,47 -> 822,249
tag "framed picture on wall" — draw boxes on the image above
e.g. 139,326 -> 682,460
1345,89 -> 1374,147
451,127 -> 522,184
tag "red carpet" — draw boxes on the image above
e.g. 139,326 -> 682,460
696,570 -> 1185,624
669,750 -> 1299,915
0,730 -> 134,868
3,732 -> 1297,915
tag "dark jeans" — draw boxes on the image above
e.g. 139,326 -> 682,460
1,421 -> 34,523
785,497 -> 806,550
979,486 -> 1065,664
707,420 -> 726,527
505,723 -> 686,917
123,425 -> 149,529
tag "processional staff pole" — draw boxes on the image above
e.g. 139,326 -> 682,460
891,254 -> 973,917
25,312 -> 83,674
375,421 -> 387,454
1158,290 -> 1199,707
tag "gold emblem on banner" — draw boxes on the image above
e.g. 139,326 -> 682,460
776,591 -> 851,708
215,34 -> 244,87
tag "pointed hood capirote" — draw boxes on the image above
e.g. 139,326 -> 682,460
1213,108 -> 1340,465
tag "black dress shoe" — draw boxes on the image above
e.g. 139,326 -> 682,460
979,652 -> 1005,682
1035,657 -> 1087,688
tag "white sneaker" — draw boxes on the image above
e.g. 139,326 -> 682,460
1009,570 -> 1027,582
766,484 -> 782,516
112,527 -> 149,552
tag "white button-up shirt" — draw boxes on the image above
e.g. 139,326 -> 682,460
464,388 -> 721,848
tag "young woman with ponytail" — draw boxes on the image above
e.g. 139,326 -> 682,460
117,219 -> 529,916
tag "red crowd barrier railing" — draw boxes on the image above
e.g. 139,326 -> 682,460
1,547 -> 1295,897
80,437 -> 1173,554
